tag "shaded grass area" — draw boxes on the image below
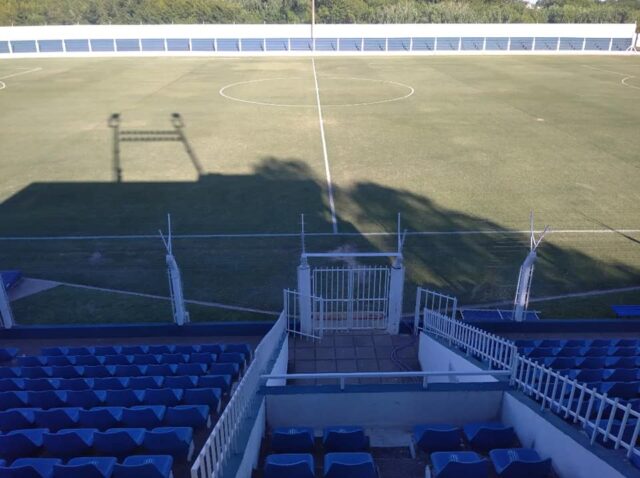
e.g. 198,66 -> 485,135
0,56 -> 639,324
11,285 -> 268,325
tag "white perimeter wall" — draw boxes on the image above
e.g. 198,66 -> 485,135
419,332 -> 499,383
235,400 -> 266,478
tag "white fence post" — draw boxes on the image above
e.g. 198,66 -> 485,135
386,257 -> 405,335
0,281 -> 14,329
297,260 -> 312,336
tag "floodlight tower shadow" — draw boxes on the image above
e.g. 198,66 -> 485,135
108,113 -> 205,182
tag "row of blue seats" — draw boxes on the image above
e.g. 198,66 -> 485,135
39,343 -> 250,357
0,405 -> 211,433
0,455 -> 173,478
0,374 -> 232,393
15,352 -> 233,367
0,387 -> 222,411
538,356 -> 639,369
524,346 -> 640,358
264,452 -> 376,478
271,426 -> 370,453
515,338 -> 638,348
0,426 -> 194,462
429,449 -> 551,478
0,349 -> 18,364
0,362 -> 240,379
414,422 -> 516,453
556,368 -> 639,382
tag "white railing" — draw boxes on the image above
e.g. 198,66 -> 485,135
513,354 -> 640,459
283,288 -> 325,341
261,370 -> 511,390
420,296 -> 640,461
414,287 -> 457,335
190,313 -> 287,478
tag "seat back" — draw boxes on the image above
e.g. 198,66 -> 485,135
53,462 -> 107,478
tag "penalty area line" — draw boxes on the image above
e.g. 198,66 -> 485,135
312,58 -> 338,234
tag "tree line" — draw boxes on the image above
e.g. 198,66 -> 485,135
0,0 -> 638,28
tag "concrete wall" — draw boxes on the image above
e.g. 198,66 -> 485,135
267,388 -> 503,435
419,332 -> 499,383
501,393 -> 639,478
235,400 -> 266,478
266,334 -> 288,387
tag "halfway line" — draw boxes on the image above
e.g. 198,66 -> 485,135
312,58 -> 338,234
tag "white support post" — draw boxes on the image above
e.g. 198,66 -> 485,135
189,38 -> 193,51
297,260 -> 312,336
458,37 -> 462,51
360,38 -> 364,51
434,37 -> 438,52
532,37 -> 536,51
582,37 -> 586,51
0,280 -> 15,329
214,38 -> 218,52
507,37 -> 512,51
387,257 -> 405,335
483,37 -> 487,51
159,214 -> 189,326
608,37 -> 613,51
409,37 -> 413,51
288,38 -> 291,51
557,37 -> 561,52
385,37 -> 388,52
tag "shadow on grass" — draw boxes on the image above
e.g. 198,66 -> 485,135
0,157 -> 639,324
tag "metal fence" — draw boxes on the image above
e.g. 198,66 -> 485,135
421,300 -> 640,461
190,312 -> 287,478
414,287 -> 458,335
284,288 -> 325,341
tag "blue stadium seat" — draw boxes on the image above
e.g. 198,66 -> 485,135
143,426 -> 194,461
78,407 -> 123,430
538,340 -> 563,348
413,424 -> 462,452
67,347 -> 92,356
0,391 -> 27,410
604,369 -> 638,382
163,375 -> 197,389
46,356 -> 75,367
146,365 -> 174,377
93,428 -> 145,457
217,353 -> 245,369
132,355 -> 159,366
324,452 -> 376,478
120,346 -> 148,355
41,348 -> 66,357
581,347 -> 608,358
198,344 -> 223,355
323,426 -> 369,452
609,346 -> 637,357
129,376 -> 163,390
93,377 -> 127,390
264,453 -> 315,478
28,391 -> 67,409
34,408 -> 80,431
94,346 -> 120,355
555,347 -> 581,358
490,448 -> 551,478
189,353 -> 217,365
50,366 -> 83,379
103,355 -> 131,366
23,379 -> 58,391
0,348 -> 18,364
143,388 -> 183,407
599,382 -> 640,400
43,428 -> 96,457
122,406 -> 166,428
164,405 -> 210,429
606,357 -> 638,369
0,368 -> 20,379
105,390 -> 143,407
272,427 -> 315,453
159,354 -> 189,365
73,355 -> 102,366
224,343 -> 252,360
208,363 -> 239,379
564,339 -> 587,348
53,457 -> 117,478
147,345 -> 174,355
183,388 -> 221,411
67,390 -> 106,408
430,451 -> 489,478
577,358 -> 607,369
22,367 -> 52,379
174,345 -> 199,354
198,375 -> 232,393
113,365 -> 145,377
528,348 -> 556,358
0,378 -> 22,392
0,428 -> 47,460
58,378 -> 92,391
589,339 -> 613,347
463,422 -> 517,452
112,455 -> 173,478
82,366 -> 113,378
17,356 -> 47,367
544,357 -> 577,369
0,408 -> 36,432
614,339 -> 638,347
1,458 -> 62,478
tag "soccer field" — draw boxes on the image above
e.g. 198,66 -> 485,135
0,55 -> 639,323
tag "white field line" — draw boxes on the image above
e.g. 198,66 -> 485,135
0,228 -> 639,241
50,280 -> 279,316
312,58 -> 338,234
0,67 -> 42,81
582,64 -> 640,91
463,285 -> 640,309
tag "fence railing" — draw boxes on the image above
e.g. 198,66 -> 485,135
190,312 -> 287,478
414,287 -> 458,335
284,288 -> 324,341
262,370 -> 511,390
420,296 -> 640,461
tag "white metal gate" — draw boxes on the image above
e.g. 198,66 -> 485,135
284,289 -> 324,340
311,266 -> 390,330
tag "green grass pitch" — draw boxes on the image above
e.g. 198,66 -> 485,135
0,55 -> 639,324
